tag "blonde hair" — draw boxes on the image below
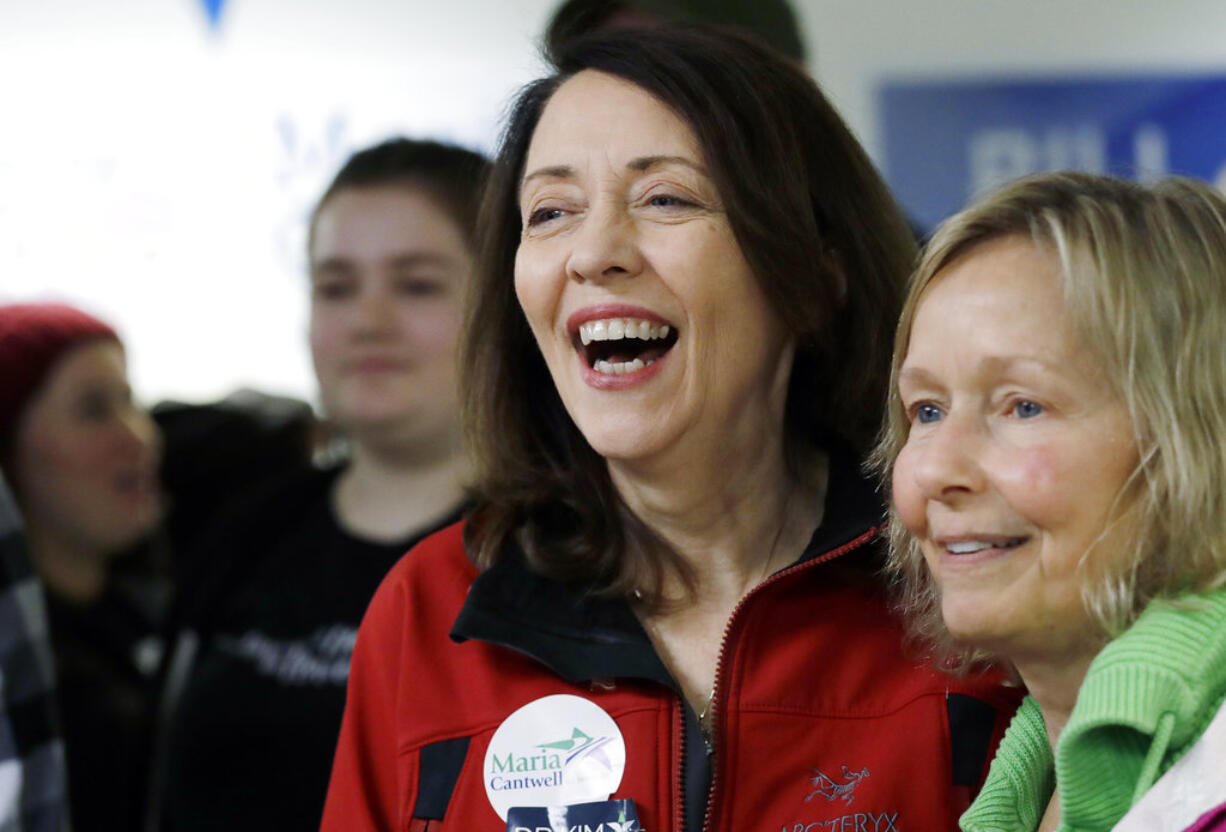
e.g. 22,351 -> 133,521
871,172 -> 1226,667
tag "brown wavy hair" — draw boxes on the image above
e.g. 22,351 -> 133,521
462,25 -> 916,609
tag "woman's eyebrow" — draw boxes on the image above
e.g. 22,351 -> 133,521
898,354 -> 1071,387
520,164 -> 574,189
897,365 -> 935,387
627,154 -> 707,175
521,156 -> 707,188
387,252 -> 461,270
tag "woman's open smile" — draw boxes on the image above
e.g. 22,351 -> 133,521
567,303 -> 679,388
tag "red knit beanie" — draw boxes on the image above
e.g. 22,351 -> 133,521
0,303 -> 120,448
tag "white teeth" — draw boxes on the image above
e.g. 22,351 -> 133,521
945,539 -> 1025,554
577,317 -> 673,344
594,357 -> 649,375
946,541 -> 992,554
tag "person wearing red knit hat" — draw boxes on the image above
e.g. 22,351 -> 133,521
0,301 -> 165,832
0,303 -> 118,439
0,302 -> 118,438
0,303 -> 162,586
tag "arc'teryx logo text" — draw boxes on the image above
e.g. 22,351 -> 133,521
782,813 -> 898,832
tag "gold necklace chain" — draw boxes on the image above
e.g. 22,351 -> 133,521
697,686 -> 717,753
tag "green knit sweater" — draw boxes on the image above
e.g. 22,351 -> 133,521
961,587 -> 1226,832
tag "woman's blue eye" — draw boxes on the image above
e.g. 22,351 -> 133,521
915,404 -> 942,424
1014,400 -> 1043,418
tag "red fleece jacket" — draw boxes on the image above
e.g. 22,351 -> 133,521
323,520 -> 1020,831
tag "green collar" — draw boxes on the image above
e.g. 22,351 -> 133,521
963,588 -> 1226,832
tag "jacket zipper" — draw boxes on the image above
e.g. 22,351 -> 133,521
672,696 -> 687,832
699,526 -> 881,832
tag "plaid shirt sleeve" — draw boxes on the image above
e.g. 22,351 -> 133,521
0,473 -> 67,832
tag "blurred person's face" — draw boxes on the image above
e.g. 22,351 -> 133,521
891,236 -> 1139,666
12,340 -> 162,556
513,70 -> 792,465
309,185 -> 472,453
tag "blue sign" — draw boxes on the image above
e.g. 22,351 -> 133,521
880,75 -> 1226,233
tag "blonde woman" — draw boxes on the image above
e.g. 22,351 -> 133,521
875,172 -> 1226,831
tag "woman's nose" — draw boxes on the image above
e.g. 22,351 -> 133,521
117,404 -> 161,462
564,206 -> 644,284
910,414 -> 987,502
353,284 -> 398,337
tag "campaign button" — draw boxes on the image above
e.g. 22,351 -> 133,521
483,695 -> 627,822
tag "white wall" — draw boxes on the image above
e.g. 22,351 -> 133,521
4,0 -> 1226,405
1,0 -> 555,405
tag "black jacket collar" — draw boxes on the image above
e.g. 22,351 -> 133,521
450,445 -> 885,687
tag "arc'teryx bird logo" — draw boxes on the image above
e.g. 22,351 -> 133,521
804,765 -> 870,806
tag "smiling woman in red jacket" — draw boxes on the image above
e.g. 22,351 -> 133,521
323,25 -> 1021,832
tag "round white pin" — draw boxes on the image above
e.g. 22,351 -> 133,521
482,694 -> 627,821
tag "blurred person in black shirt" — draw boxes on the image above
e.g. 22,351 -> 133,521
156,138 -> 488,832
